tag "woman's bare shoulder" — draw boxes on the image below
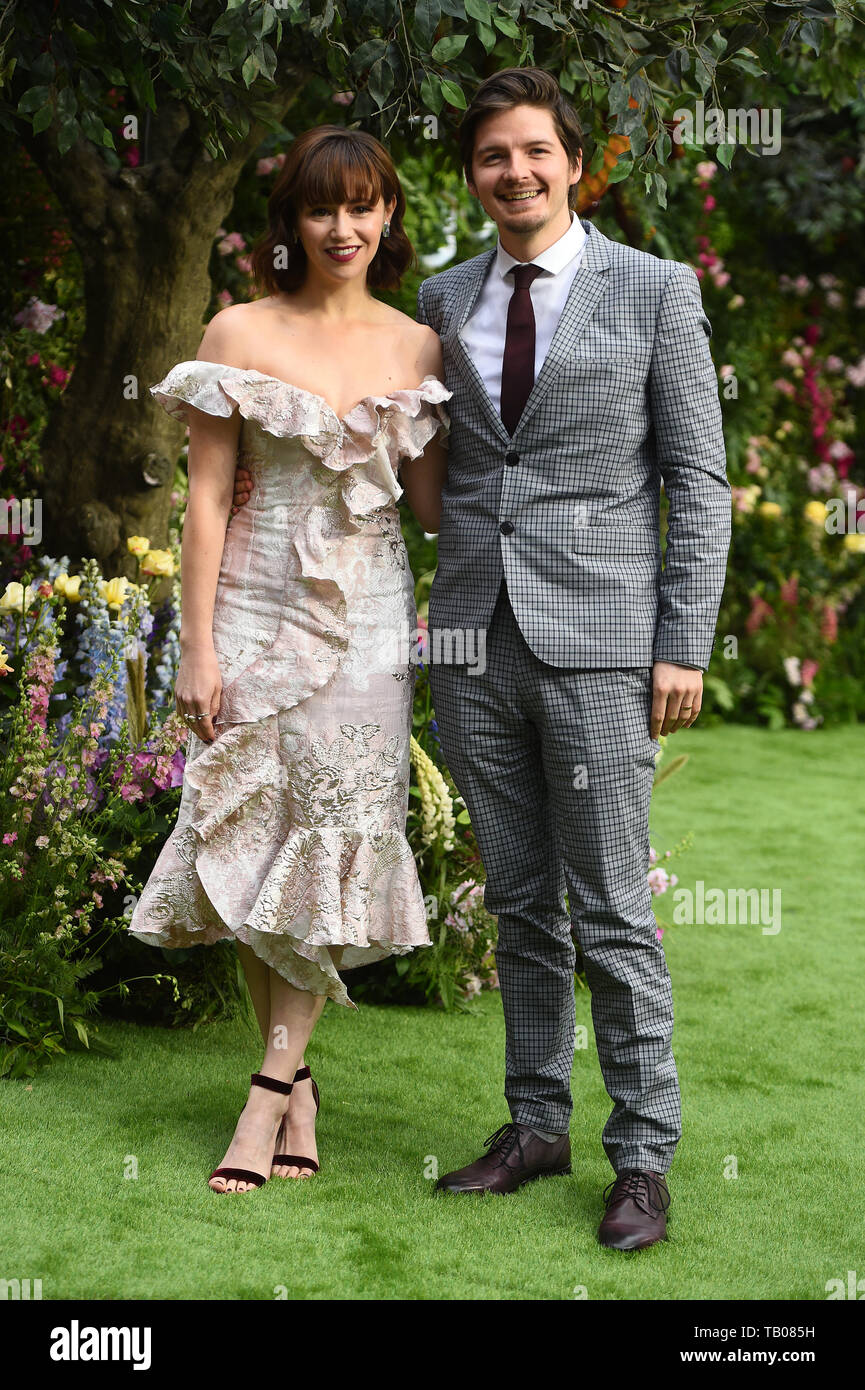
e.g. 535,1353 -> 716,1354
402,315 -> 443,376
196,301 -> 261,371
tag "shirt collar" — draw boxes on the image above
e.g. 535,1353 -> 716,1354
495,210 -> 587,281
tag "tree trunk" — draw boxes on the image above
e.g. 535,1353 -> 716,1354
15,85 -> 305,579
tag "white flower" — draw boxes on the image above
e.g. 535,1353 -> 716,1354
783,656 -> 801,686
13,296 -> 65,334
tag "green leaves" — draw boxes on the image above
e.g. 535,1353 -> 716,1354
413,0 -> 442,48
431,34 -> 468,61
440,77 -> 467,109
367,56 -> 394,110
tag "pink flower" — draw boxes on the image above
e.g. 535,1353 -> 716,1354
827,440 -> 854,463
779,575 -> 799,606
746,595 -> 774,634
773,378 -> 796,397
648,867 -> 671,895
217,231 -> 246,255
808,463 -> 835,493
703,195 -> 716,212
3,831 -> 18,844
846,357 -> 865,388
800,659 -> 819,688
820,605 -> 838,643
13,297 -> 65,334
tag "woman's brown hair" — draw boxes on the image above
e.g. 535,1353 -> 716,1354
249,125 -> 416,296
458,68 -> 584,211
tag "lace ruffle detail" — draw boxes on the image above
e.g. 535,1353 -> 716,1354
149,360 -> 451,476
149,361 -> 449,728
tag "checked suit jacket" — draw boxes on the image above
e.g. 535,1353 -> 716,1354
415,217 -> 731,670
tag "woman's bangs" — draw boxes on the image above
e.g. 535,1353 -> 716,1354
299,143 -> 383,210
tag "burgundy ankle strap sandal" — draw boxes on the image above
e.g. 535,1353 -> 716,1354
208,1071 -> 294,1192
272,1065 -> 321,1176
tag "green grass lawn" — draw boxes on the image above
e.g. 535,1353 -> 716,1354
3,723 -> 863,1301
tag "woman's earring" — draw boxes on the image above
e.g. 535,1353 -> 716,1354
382,221 -> 391,239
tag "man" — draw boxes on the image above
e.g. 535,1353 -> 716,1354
414,68 -> 729,1252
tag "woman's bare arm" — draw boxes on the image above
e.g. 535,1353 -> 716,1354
399,325 -> 448,533
173,314 -> 244,741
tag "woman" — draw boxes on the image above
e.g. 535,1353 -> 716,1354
129,126 -> 451,1193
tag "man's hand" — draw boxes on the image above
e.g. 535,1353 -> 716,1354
230,464 -> 253,516
650,661 -> 702,738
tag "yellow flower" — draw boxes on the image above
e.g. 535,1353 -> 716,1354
141,548 -> 175,578
127,535 -> 151,556
758,501 -> 782,519
0,643 -> 12,675
409,736 -> 456,852
842,532 -> 865,554
803,500 -> 828,526
53,572 -> 83,602
0,581 -> 36,613
97,576 -> 135,610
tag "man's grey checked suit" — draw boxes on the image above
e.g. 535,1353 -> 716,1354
416,217 -> 731,1174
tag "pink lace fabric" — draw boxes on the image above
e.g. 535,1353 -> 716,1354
128,360 -> 452,1007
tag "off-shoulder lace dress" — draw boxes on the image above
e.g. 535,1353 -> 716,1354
128,360 -> 452,1007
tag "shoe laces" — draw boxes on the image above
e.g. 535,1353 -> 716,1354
602,1169 -> 670,1216
483,1122 -> 524,1169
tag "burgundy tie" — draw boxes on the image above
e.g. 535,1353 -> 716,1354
500,262 -> 543,436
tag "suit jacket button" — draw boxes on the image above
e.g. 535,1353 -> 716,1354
505,450 -> 519,465
500,521 -> 514,535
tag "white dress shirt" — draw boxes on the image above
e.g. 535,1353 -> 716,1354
459,210 -> 587,416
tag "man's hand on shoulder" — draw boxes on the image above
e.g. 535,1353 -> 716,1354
231,465 -> 252,516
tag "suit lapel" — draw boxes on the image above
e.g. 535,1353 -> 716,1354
516,219 -> 612,433
447,247 -> 510,444
445,219 -> 613,443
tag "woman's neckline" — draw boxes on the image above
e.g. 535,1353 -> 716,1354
193,359 -> 445,425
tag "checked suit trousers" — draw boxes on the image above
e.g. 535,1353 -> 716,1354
429,580 -> 682,1176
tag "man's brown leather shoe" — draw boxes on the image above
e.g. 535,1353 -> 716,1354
597,1169 -> 671,1250
434,1122 -> 571,1195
